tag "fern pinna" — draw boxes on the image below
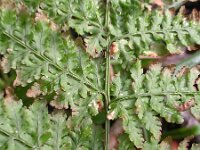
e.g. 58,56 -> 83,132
0,0 -> 200,149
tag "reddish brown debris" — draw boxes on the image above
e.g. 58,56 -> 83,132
50,100 -> 68,110
35,9 -> 59,31
13,71 -> 21,87
109,42 -> 119,56
4,86 -> 15,103
109,119 -> 124,150
26,83 -> 41,98
177,98 -> 195,112
153,0 -> 164,8
110,65 -> 115,82
97,100 -> 104,112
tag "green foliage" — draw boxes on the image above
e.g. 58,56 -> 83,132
37,0 -> 106,57
0,0 -> 200,149
163,125 -> 200,140
109,61 -> 200,148
191,144 -> 200,150
118,134 -> 135,150
0,99 -> 103,150
0,8 -> 105,114
142,137 -> 200,150
110,10 -> 200,57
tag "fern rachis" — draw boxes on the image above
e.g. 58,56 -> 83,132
0,0 -> 200,149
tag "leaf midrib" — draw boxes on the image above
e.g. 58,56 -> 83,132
0,128 -> 33,148
112,26 -> 195,41
3,31 -> 103,94
112,91 -> 200,104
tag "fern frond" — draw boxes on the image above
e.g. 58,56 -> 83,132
159,139 -> 171,150
191,144 -> 200,150
1,1 -> 200,149
23,0 -> 107,57
143,111 -> 161,140
22,0 -> 145,58
110,9 -> 200,58
0,9 -> 104,114
0,99 -> 103,149
22,0 -> 200,58
123,116 -> 144,148
143,137 -> 200,150
191,95 -> 200,120
143,140 -> 160,150
109,61 -> 200,148
118,133 -> 135,150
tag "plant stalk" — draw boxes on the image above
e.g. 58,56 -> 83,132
111,91 -> 200,104
162,125 -> 200,140
105,0 -> 110,149
105,51 -> 110,150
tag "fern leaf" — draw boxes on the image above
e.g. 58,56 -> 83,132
143,111 -> 161,140
35,0 -> 107,57
143,140 -> 160,150
22,0 -> 41,12
123,117 -> 144,148
118,133 -> 136,150
110,60 -> 200,148
178,137 -> 195,150
191,95 -> 200,120
0,99 -> 103,149
22,0 -> 200,58
0,9 -> 104,111
143,138 -> 171,150
1,1 -> 200,149
110,8 -> 200,58
191,144 -> 200,150
160,139 -> 171,150
1,10 -> 103,126
143,137 -> 199,150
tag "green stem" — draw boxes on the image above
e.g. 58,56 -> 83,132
111,27 -> 194,42
162,125 -> 200,140
105,0 -> 110,150
105,51 -> 110,150
111,91 -> 200,104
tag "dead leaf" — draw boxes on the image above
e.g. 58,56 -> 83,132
49,21 -> 59,31
175,67 -> 188,77
107,111 -> 116,120
50,100 -> 68,110
110,119 -> 124,150
71,107 -> 79,116
176,98 -> 195,112
4,86 -> 16,103
143,51 -> 158,57
153,0 -> 164,7
0,0 -> 15,9
110,42 -> 119,56
0,57 -> 10,73
97,100 -> 104,111
35,9 -> 59,31
35,10 -> 49,23
110,65 -> 115,82
26,83 -> 41,98
13,71 -> 21,87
